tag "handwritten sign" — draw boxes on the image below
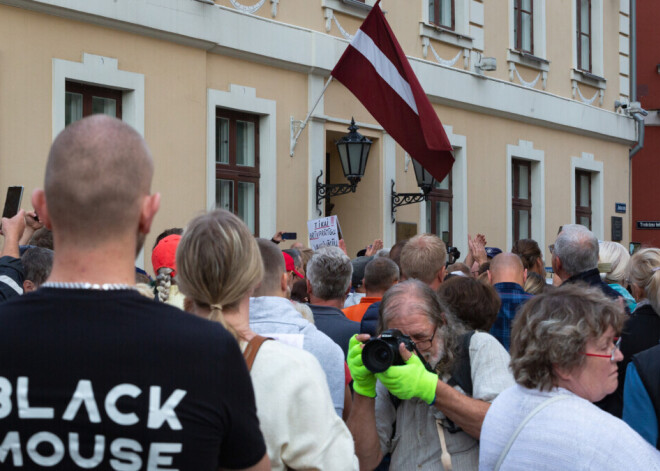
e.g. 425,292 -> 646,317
307,216 -> 341,250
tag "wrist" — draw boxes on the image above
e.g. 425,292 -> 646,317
353,381 -> 376,398
418,370 -> 438,404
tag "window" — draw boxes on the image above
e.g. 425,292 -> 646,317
215,109 -> 260,234
575,170 -> 592,229
513,0 -> 533,54
576,0 -> 591,72
512,159 -> 532,242
429,0 -> 454,30
65,81 -> 122,126
426,173 -> 453,245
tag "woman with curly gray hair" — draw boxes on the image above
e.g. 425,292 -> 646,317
479,283 -> 660,470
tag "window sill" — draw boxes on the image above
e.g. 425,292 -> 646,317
571,69 -> 606,89
419,22 -> 473,49
322,0 -> 373,19
507,49 -> 550,72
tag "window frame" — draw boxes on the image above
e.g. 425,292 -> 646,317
576,0 -> 592,73
215,108 -> 261,234
512,159 -> 532,243
429,0 -> 455,31
514,0 -> 534,54
427,173 -> 453,246
575,169 -> 592,229
65,81 -> 123,123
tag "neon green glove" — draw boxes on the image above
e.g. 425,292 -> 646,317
347,335 -> 377,398
375,353 -> 438,404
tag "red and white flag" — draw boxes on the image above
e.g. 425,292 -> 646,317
331,0 -> 453,182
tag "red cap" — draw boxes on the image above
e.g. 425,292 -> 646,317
283,252 -> 303,279
151,234 -> 181,277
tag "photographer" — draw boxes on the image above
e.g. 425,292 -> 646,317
347,280 -> 513,471
0,209 -> 26,301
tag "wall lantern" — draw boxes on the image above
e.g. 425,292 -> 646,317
391,158 -> 436,222
316,118 -> 372,214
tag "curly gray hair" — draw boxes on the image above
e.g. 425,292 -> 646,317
510,282 -> 626,391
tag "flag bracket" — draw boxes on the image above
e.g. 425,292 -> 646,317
316,170 -> 358,216
391,180 -> 431,223
290,77 -> 334,157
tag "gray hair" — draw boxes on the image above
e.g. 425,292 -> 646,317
553,224 -> 598,276
510,283 -> 626,391
306,246 -> 353,300
21,247 -> 54,288
379,280 -> 465,375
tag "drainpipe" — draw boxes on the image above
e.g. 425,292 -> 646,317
629,0 -> 646,159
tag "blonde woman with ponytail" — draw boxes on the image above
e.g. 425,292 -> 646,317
176,209 -> 358,471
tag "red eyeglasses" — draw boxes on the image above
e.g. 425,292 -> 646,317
583,337 -> 621,362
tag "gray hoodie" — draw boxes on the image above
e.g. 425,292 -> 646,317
249,296 -> 346,417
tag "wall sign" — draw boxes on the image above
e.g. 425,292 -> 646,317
611,216 -> 623,241
615,203 -> 626,213
637,221 -> 660,229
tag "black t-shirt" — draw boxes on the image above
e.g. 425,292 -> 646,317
0,288 -> 266,470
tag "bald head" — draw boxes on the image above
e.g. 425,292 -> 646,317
488,253 -> 526,286
44,115 -> 154,245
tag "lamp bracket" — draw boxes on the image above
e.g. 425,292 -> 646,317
391,180 -> 430,223
316,170 -> 358,215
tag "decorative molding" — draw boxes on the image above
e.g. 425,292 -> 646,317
419,22 -> 473,50
228,0 -> 266,14
322,0 -> 373,19
509,63 -> 545,89
325,8 -> 354,40
571,69 -> 606,106
422,38 -> 465,68
271,0 -> 278,17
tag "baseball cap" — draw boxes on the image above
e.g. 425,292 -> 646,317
283,252 -> 303,278
485,247 -> 502,259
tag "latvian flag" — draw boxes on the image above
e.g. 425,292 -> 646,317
331,0 -> 454,183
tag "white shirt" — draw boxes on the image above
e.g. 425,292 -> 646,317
479,384 -> 660,470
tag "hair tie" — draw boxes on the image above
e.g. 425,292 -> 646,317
210,304 -> 223,311
653,267 -> 660,273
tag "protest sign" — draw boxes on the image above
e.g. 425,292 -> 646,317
307,215 -> 341,250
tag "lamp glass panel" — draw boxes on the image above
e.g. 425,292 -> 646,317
347,142 -> 364,176
359,143 -> 371,176
236,120 -> 255,167
338,143 -> 350,177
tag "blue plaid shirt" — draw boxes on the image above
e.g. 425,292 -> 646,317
490,282 -> 533,351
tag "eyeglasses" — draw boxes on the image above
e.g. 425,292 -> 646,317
412,327 -> 437,351
583,337 -> 622,362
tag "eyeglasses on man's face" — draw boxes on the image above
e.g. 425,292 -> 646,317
410,326 -> 438,351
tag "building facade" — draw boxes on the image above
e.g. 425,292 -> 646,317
0,0 -> 637,270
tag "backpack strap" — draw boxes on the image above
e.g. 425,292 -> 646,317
243,335 -> 273,372
447,331 -> 475,396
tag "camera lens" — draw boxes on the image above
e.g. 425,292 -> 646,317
362,338 -> 395,373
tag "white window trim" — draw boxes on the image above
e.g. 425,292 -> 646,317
572,0 -> 604,79
419,125 -> 468,258
508,0 -> 548,62
506,140 -> 545,253
52,53 -> 145,267
207,85 -> 276,238
322,0 -> 374,19
420,0 -> 473,49
571,152 -> 604,239
52,53 -> 145,138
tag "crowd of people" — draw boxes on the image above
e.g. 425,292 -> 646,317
0,115 -> 659,470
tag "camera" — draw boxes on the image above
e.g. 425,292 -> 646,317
446,246 -> 461,265
362,329 -> 415,373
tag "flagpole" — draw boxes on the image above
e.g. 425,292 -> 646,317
290,76 -> 334,157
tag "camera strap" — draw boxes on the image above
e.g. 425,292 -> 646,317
242,335 -> 273,372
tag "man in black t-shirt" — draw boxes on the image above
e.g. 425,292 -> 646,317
0,116 -> 268,470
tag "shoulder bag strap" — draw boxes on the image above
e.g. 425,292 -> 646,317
242,335 -> 273,372
494,394 -> 568,471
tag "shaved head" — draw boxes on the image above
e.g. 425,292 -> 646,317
44,115 -> 154,245
489,252 -> 526,286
